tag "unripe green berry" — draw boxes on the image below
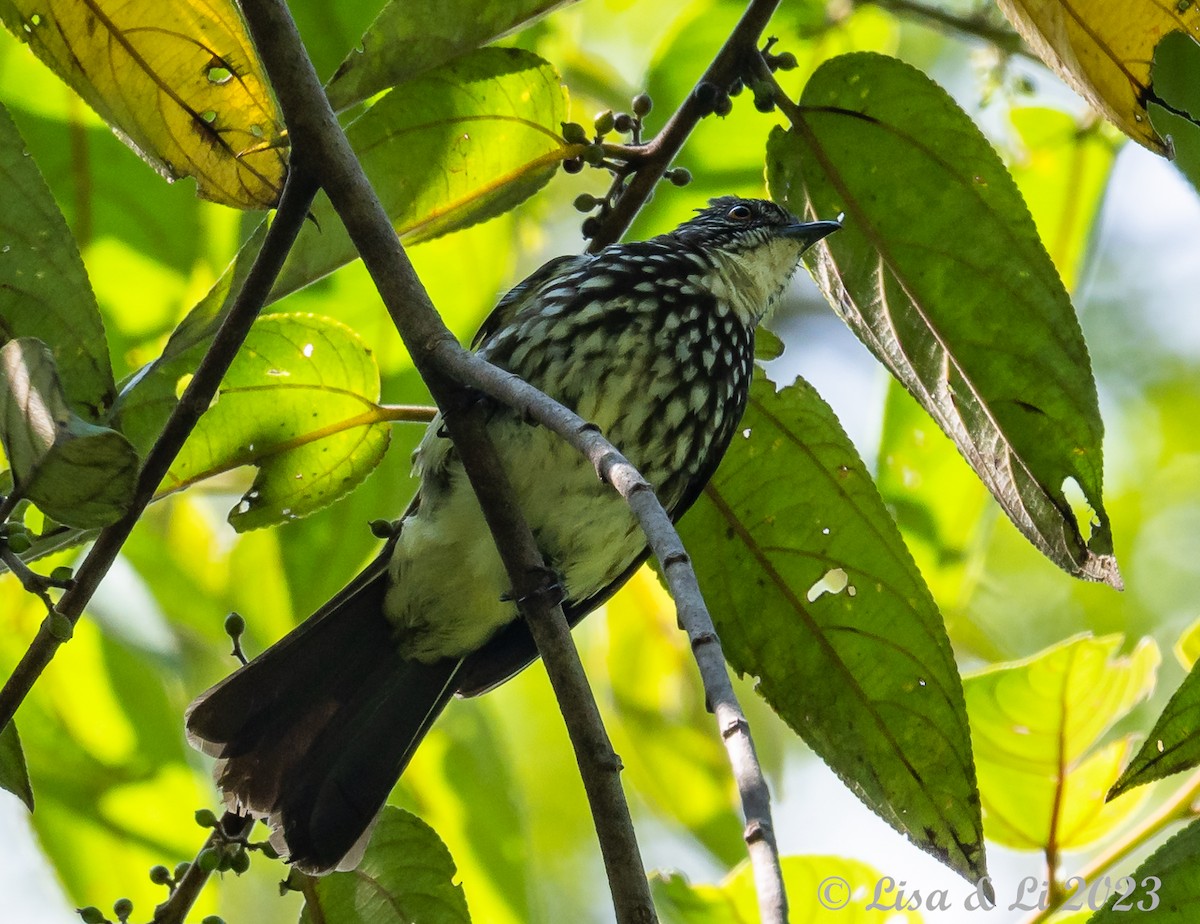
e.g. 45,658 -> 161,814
574,193 -> 600,212
631,93 -> 652,117
560,121 -> 588,145
231,846 -> 251,874
198,847 -> 221,873
773,51 -> 798,70
78,908 -> 107,924
112,898 -> 133,922
6,532 -> 31,553
713,94 -> 733,117
149,864 -> 172,885
581,144 -> 605,166
173,861 -> 191,880
753,90 -> 776,113
667,167 -> 692,187
593,110 -> 615,135
613,112 -> 634,133
50,565 -> 74,584
194,808 -> 219,828
224,612 -> 245,638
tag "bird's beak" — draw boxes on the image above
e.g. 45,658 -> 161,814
780,218 -> 842,250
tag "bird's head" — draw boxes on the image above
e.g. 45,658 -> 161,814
668,196 -> 841,325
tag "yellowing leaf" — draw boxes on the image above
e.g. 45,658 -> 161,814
966,634 -> 1159,851
995,0 -> 1200,153
0,0 -> 286,209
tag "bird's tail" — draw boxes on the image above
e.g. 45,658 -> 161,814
185,552 -> 461,874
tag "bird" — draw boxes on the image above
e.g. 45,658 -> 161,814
185,195 -> 840,874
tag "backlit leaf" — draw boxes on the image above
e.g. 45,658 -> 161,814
965,634 -> 1158,850
299,806 -> 471,924
0,0 -> 286,209
995,0 -> 1199,153
0,338 -> 137,528
1148,31 -> 1200,196
652,856 -> 924,924
0,101 -> 114,420
117,314 -> 390,531
680,373 -> 986,884
769,52 -> 1119,586
326,0 -> 576,111
274,47 -> 568,299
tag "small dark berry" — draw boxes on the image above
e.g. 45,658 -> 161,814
149,864 -> 172,885
224,612 -> 245,637
631,93 -> 652,117
562,157 -> 584,174
581,217 -> 601,239
112,898 -> 133,923
201,917 -> 227,924
613,112 -> 634,133
693,81 -> 718,107
194,808 -> 219,828
713,94 -> 733,117
78,908 -> 107,924
593,110 -> 615,135
368,518 -> 394,538
774,51 -> 798,71
728,78 -> 744,97
574,193 -> 600,212
198,847 -> 221,873
754,91 -> 776,113
231,847 -> 251,875
560,121 -> 589,145
667,167 -> 692,187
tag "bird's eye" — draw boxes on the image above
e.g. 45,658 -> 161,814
727,204 -> 753,222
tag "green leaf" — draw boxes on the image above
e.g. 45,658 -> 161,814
118,314 -> 390,531
0,0 -> 286,209
0,720 -> 33,810
0,338 -> 138,528
0,100 -> 114,420
274,47 -> 568,300
679,373 -> 986,884
1110,655 -> 1200,798
1088,817 -> 1200,922
768,51 -> 1118,586
1149,31 -> 1200,198
299,806 -> 471,924
652,856 -> 925,924
326,0 -> 575,111
965,634 -> 1158,851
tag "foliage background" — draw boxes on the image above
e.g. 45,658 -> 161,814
1,0 -> 1199,921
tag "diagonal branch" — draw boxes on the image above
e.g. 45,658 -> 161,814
0,168 -> 318,735
236,2 -> 659,922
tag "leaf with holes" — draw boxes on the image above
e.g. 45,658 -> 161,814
995,0 -> 1200,153
0,721 -> 33,811
0,0 -> 285,209
326,0 -> 575,111
0,339 -> 138,528
966,634 -> 1157,850
679,372 -> 986,885
0,102 -> 114,421
769,52 -> 1118,586
273,47 -> 568,299
299,806 -> 470,924
117,314 -> 390,531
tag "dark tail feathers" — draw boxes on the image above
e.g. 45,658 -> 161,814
185,555 -> 461,874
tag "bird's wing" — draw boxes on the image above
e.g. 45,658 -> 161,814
470,252 -> 594,350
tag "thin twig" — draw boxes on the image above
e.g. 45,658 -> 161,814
586,0 -> 784,251
0,169 -> 318,735
152,813 -> 255,924
237,2 -> 659,922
